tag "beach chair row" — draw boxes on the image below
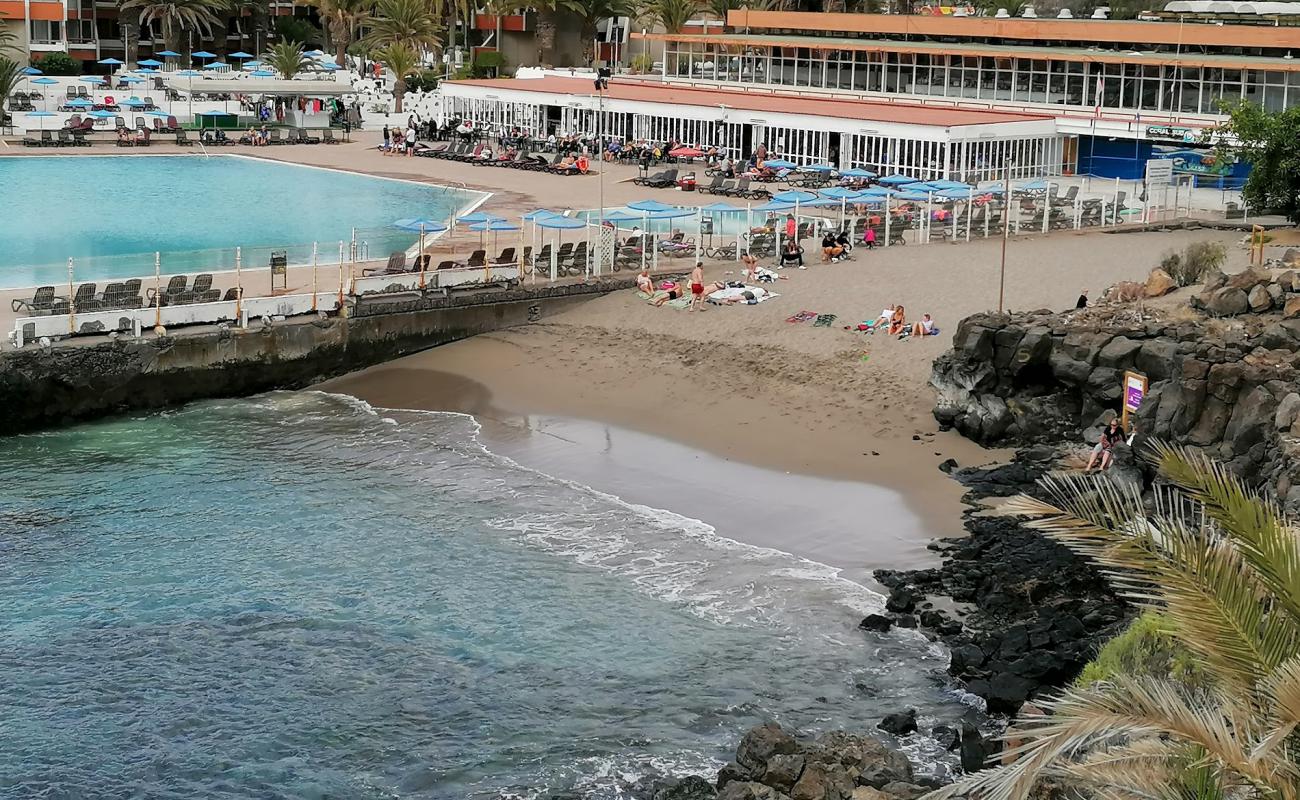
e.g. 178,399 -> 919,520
10,275 -> 240,318
362,247 -> 523,277
418,141 -> 587,174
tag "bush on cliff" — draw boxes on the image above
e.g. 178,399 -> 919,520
1073,611 -> 1207,691
929,442 -> 1300,800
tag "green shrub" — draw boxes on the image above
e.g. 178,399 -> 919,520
34,51 -> 80,75
1075,610 -> 1207,689
405,69 -> 441,92
629,52 -> 656,74
472,50 -> 505,78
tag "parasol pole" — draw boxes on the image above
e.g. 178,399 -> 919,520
337,241 -> 345,309
235,246 -> 243,323
418,224 -> 427,289
67,258 -> 75,334
311,241 -> 319,311
153,251 -> 161,328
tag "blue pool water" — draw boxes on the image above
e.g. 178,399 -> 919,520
0,393 -> 971,798
0,155 -> 482,288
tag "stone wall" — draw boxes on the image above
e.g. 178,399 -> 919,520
930,267 -> 1300,512
0,279 -> 634,435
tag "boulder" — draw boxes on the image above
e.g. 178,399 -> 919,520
1143,267 -> 1176,297
1102,281 -> 1144,303
858,614 -> 893,633
885,587 -> 916,614
876,709 -> 918,737
878,783 -> 928,800
790,762 -> 852,800
812,732 -> 913,788
959,719 -> 998,773
762,755 -> 806,794
717,782 -> 790,800
737,723 -> 798,774
1096,336 -> 1143,368
1248,284 -> 1272,312
1267,282 -> 1285,306
1202,269 -> 1228,291
1206,287 -> 1249,316
929,725 -> 960,751
1283,249 -> 1300,267
655,777 -> 719,800
1135,339 -> 1178,381
1277,393 -> 1300,432
1227,267 -> 1270,291
850,789 -> 890,800
717,763 -> 753,790
1285,297 -> 1300,319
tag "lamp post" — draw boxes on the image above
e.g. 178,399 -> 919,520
593,68 -> 610,272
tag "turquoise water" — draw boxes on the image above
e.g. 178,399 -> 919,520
0,393 -> 971,798
0,156 -> 481,288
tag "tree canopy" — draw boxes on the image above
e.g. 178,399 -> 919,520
1219,101 -> 1300,223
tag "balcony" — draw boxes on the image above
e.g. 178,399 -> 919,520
29,40 -> 69,52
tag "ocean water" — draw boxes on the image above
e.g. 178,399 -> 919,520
0,156 -> 482,288
0,393 -> 971,799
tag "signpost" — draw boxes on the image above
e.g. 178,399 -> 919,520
1121,370 -> 1148,432
1143,159 -> 1174,223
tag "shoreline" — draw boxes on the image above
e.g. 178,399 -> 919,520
321,332 -> 1004,573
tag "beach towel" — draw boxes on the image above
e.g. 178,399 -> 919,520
813,314 -> 837,328
786,310 -> 817,324
706,286 -> 777,305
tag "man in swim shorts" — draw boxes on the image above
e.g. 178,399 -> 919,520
689,262 -> 706,312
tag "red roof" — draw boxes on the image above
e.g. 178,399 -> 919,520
445,76 -> 1050,128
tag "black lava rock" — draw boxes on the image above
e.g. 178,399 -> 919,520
877,708 -> 919,736
885,587 -> 917,614
859,614 -> 893,633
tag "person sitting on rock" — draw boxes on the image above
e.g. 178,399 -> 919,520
1085,418 -> 1125,472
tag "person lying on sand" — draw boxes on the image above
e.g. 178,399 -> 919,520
652,281 -> 684,306
876,305 -> 896,329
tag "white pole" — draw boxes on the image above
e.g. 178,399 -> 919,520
235,246 -> 243,321
153,251 -> 162,328
884,201 -> 891,248
965,188 -> 972,242
1042,181 -> 1051,234
550,230 -> 557,281
695,208 -> 702,263
338,241 -> 345,309
312,241 -> 319,310
925,191 -> 933,244
67,257 -> 75,334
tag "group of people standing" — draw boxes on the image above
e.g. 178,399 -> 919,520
380,119 -> 418,156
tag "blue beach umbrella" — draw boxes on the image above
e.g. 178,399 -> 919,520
762,159 -> 797,170
894,191 -> 933,202
119,75 -> 144,84
534,215 -> 586,230
134,67 -> 159,75
120,97 -> 147,108
800,163 -> 836,172
243,60 -> 263,67
644,208 -> 695,220
598,210 -> 646,223
696,202 -> 746,213
79,76 -> 106,85
878,173 -> 918,185
523,209 -> 559,221
840,168 -> 877,179
146,110 -> 171,118
21,66 -> 41,75
1017,179 -> 1050,192
228,51 -> 254,60
204,61 -> 229,71
626,199 -> 680,212
191,50 -> 217,59
772,189 -> 818,204
250,70 -> 274,78
65,98 -> 92,108
87,109 -> 115,118
137,58 -> 163,67
316,62 -> 341,71
98,57 -> 123,66
456,211 -> 505,225
819,187 -> 866,200
157,50 -> 181,57
32,76 -> 56,84
392,218 -> 448,232
752,200 -> 796,212
469,220 -> 520,232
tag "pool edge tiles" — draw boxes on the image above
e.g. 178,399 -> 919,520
0,154 -> 491,290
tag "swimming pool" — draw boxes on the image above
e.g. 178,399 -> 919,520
0,155 -> 485,289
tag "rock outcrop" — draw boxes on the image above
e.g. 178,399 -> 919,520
931,268 -> 1300,513
713,723 -> 932,800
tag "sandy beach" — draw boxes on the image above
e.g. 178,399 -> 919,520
322,188 -> 1248,567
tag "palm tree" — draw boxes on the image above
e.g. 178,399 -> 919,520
0,56 -> 20,127
652,0 -> 697,35
706,0 -> 735,21
262,40 -> 312,77
930,443 -> 1300,800
311,0 -> 371,66
561,0 -> 631,62
121,0 -> 228,60
0,11 -> 19,55
363,0 -> 441,53
374,41 -> 419,112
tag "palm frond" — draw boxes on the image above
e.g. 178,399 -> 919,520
1150,441 -> 1300,623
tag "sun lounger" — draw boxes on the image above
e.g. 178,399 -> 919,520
175,130 -> 193,146
56,130 -> 74,147
192,274 -> 213,294
71,282 -> 100,312
363,251 -> 408,276
462,249 -> 487,268
434,260 -> 456,270
322,128 -> 339,144
11,286 -> 59,314
490,247 -> 516,265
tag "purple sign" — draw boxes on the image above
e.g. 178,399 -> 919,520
1124,374 -> 1146,412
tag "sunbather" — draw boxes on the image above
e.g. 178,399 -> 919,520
652,281 -> 685,306
888,305 -> 907,336
909,313 -> 938,338
876,305 -> 895,329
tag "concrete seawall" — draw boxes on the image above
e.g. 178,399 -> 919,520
0,278 -> 637,435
